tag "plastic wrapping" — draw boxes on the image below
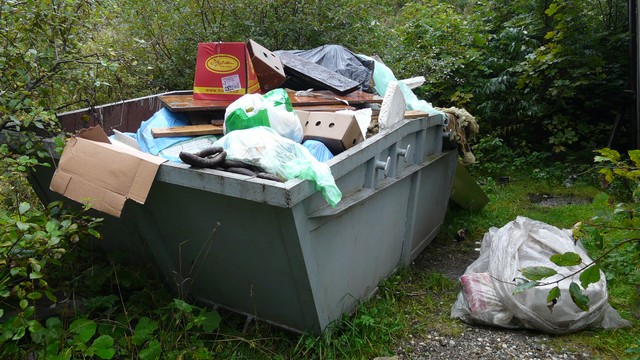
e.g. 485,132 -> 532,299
136,108 -> 192,155
213,127 -> 341,206
303,140 -> 334,162
224,88 -> 303,143
451,216 -> 631,334
276,45 -> 375,92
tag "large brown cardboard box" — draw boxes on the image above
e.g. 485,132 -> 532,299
297,110 -> 364,154
50,126 -> 166,217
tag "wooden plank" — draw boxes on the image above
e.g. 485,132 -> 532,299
277,51 -> 360,95
159,90 -> 382,112
292,104 -> 356,112
404,110 -> 430,119
151,124 -> 223,138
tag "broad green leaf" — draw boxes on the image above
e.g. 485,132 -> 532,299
201,310 -> 222,333
546,286 -> 561,304
16,221 -> 29,231
29,272 -> 43,279
132,317 -> 158,345
550,252 -> 582,267
12,326 -> 25,340
579,264 -> 601,289
18,202 -> 30,215
629,149 -> 640,166
70,318 -> 97,344
598,168 -> 614,183
88,229 -> 101,238
0,309 -> 3,318
46,220 -> 59,233
520,266 -> 557,281
27,291 -> 42,300
47,236 -> 61,246
513,280 -> 540,294
174,299 -> 192,313
139,340 -> 162,360
569,282 -> 589,311
19,299 -> 28,309
92,335 -> 115,359
595,148 -> 621,162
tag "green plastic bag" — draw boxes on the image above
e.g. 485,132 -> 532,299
224,88 -> 303,142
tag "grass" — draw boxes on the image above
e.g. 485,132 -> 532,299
2,159 -> 639,359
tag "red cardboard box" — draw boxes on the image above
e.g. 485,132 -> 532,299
193,42 -> 261,100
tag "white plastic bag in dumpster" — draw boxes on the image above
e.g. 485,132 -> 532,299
213,127 -> 342,207
451,216 -> 630,334
224,88 -> 303,143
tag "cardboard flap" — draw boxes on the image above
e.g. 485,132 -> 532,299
50,126 -> 166,217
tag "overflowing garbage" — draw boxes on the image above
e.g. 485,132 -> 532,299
51,39 -> 466,214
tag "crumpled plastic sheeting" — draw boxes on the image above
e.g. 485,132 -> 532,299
451,216 -> 631,334
275,45 -> 375,92
213,127 -> 342,207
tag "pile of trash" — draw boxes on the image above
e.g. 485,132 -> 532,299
107,41 -> 457,207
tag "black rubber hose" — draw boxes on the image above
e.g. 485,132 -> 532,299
179,150 -> 226,168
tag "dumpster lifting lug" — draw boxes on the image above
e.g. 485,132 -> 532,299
376,156 -> 391,176
396,144 -> 413,164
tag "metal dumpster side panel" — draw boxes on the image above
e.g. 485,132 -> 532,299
403,150 -> 458,263
128,181 -> 323,333
297,177 -> 412,331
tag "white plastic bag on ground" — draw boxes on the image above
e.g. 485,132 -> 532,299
451,216 -> 631,334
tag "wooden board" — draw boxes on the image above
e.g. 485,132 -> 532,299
292,104 -> 356,112
277,51 -> 360,95
404,110 -> 430,119
159,90 -> 382,112
151,124 -> 223,138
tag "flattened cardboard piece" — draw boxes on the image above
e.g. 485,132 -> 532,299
297,110 -> 364,154
50,125 -> 166,217
247,39 -> 286,93
193,42 -> 261,100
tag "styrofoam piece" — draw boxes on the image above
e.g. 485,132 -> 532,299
378,80 -> 406,131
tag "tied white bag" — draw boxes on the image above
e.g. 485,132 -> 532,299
451,216 -> 630,334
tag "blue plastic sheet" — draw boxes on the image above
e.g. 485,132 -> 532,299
136,108 -> 192,155
303,140 -> 334,162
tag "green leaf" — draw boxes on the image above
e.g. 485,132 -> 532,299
19,299 -> 28,309
0,309 -> 4,319
513,280 -> 540,294
629,150 -> 640,167
27,291 -> 42,300
201,310 -> 222,333
91,335 -> 115,359
132,317 -> 158,345
16,221 -> 29,231
595,148 -> 621,162
173,299 -> 192,313
569,282 -> 589,311
29,272 -> 43,279
70,318 -> 97,344
88,229 -> 101,238
550,252 -> 582,266
46,220 -> 59,233
579,264 -> 601,289
18,202 -> 30,215
520,266 -> 557,281
546,286 -> 561,304
139,340 -> 162,360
